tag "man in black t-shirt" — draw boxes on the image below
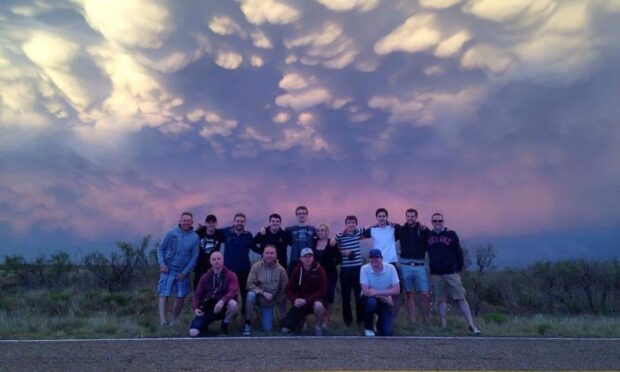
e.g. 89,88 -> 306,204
193,214 -> 225,290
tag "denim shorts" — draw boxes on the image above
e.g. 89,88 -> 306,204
399,261 -> 430,293
157,272 -> 190,297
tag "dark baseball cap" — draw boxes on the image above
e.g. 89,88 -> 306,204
368,249 -> 382,258
205,214 -> 217,222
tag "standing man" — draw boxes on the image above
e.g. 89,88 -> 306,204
335,215 -> 364,327
193,214 -> 225,290
189,252 -> 239,336
254,213 -> 292,271
157,212 -> 200,326
244,245 -> 288,335
427,213 -> 481,335
398,208 -> 431,323
360,249 -> 400,337
285,206 -> 316,274
221,213 -> 260,311
281,248 -> 326,336
363,208 -> 401,316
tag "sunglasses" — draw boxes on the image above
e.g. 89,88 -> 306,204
432,220 -> 444,223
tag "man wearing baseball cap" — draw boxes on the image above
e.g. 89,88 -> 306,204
281,247 -> 327,336
359,248 -> 400,336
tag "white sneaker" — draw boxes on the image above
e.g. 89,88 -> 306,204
315,326 -> 323,336
243,324 -> 251,336
469,325 -> 481,335
364,329 -> 375,337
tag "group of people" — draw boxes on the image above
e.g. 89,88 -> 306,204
156,206 -> 481,337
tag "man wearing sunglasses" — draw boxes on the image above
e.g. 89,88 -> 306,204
427,213 -> 481,335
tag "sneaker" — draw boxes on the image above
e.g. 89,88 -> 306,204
364,329 -> 375,337
243,324 -> 252,336
281,327 -> 291,334
315,326 -> 323,336
469,325 -> 481,335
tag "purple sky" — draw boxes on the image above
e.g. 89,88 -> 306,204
1,0 -> 620,264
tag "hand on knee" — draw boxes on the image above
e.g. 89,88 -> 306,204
227,300 -> 239,313
313,301 -> 325,314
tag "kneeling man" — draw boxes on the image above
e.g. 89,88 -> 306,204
360,248 -> 400,337
281,248 -> 326,336
244,245 -> 288,335
190,252 -> 239,336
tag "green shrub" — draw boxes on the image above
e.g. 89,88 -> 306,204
50,291 -> 71,302
537,323 -> 553,335
484,312 -> 509,324
104,293 -> 129,307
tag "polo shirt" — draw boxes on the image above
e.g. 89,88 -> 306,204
360,262 -> 399,290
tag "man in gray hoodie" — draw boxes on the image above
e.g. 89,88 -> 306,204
157,212 -> 200,326
244,245 -> 288,335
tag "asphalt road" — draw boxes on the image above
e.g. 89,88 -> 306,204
1,336 -> 619,371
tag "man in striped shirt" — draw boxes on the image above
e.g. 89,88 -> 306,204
335,215 -> 364,327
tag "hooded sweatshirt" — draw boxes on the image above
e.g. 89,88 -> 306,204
426,228 -> 464,275
246,259 -> 288,306
192,266 -> 239,310
286,261 -> 326,306
157,224 -> 200,275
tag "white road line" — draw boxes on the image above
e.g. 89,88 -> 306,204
1,336 -> 619,343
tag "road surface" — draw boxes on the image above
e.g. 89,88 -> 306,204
1,336 -> 619,371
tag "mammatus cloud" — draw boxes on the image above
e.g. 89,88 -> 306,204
461,43 -> 514,74
462,0 -> 554,23
251,30 -> 273,49
434,30 -> 472,58
272,112 -> 291,124
1,0 -> 619,261
215,50 -> 243,69
208,16 -> 245,37
81,0 -> 173,49
279,73 -> 311,90
22,32 -> 94,110
238,0 -> 300,25
315,0 -> 380,13
276,88 -> 331,110
284,22 -> 359,69
374,14 -> 442,55
368,86 -> 485,125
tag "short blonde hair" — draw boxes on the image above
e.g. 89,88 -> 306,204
317,223 -> 331,237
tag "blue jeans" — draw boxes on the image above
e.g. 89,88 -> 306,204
362,296 -> 393,336
246,291 -> 276,331
189,301 -> 225,335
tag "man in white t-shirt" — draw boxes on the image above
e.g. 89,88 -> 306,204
359,248 -> 400,337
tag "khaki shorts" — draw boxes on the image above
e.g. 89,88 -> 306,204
431,273 -> 466,301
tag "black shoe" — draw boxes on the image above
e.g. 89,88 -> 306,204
219,322 -> 229,336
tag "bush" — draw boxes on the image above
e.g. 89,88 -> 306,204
83,236 -> 153,291
484,312 -> 509,324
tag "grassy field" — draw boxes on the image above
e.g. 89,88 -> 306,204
1,286 -> 619,339
2,246 -> 618,339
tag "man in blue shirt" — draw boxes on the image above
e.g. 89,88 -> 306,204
221,213 -> 260,312
360,248 -> 400,337
157,212 -> 200,326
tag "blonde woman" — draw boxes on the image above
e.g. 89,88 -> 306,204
312,223 -> 341,328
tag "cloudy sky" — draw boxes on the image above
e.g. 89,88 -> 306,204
1,0 -> 619,265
